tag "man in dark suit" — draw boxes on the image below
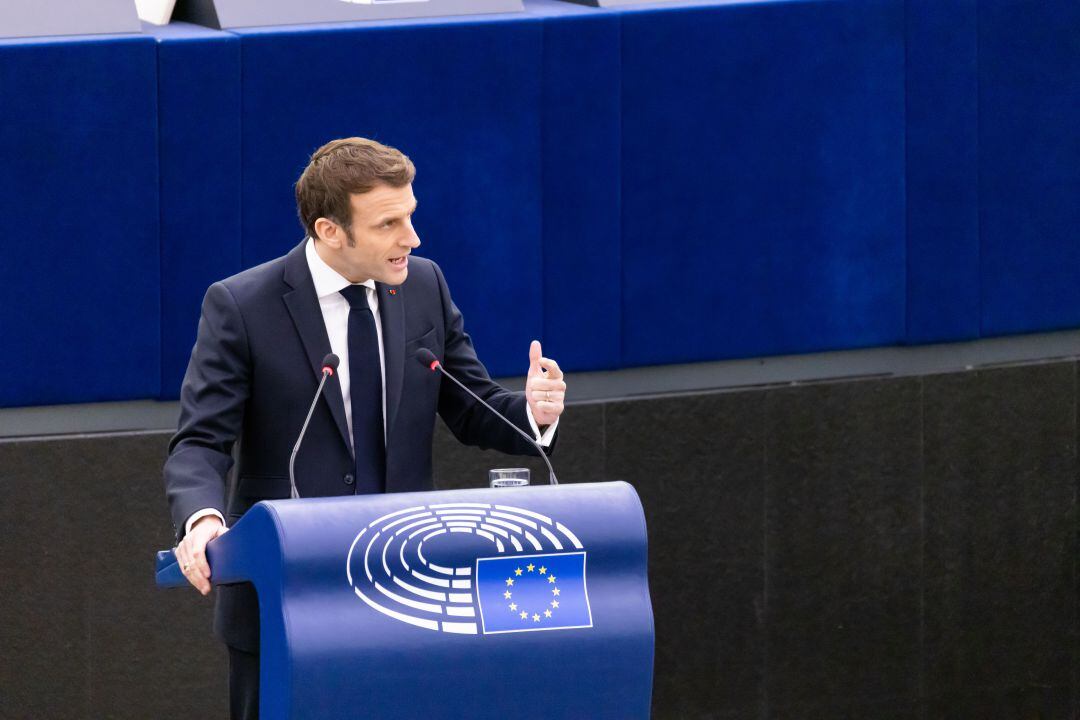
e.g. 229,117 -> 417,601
163,137 -> 566,720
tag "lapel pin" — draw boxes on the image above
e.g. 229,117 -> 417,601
388,289 -> 397,296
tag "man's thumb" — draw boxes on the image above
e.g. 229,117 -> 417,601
528,340 -> 542,375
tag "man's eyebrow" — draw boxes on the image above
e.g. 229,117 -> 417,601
372,202 -> 417,225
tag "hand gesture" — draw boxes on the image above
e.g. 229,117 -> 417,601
525,340 -> 566,428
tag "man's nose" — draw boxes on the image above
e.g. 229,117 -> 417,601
403,222 -> 421,248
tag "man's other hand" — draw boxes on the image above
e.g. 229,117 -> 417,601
525,340 -> 566,428
175,515 -> 228,596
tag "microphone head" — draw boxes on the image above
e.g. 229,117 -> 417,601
321,353 -> 340,375
413,347 -> 440,370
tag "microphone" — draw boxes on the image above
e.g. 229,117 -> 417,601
289,353 -> 340,499
415,348 -> 558,485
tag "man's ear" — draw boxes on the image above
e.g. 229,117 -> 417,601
314,217 -> 342,249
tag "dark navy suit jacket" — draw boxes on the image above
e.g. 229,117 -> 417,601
164,240 -> 546,650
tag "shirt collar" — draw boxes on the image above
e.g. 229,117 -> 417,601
305,237 -> 376,298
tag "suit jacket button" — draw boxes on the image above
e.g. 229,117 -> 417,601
343,473 -> 355,486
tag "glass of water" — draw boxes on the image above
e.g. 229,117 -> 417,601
489,468 -> 530,488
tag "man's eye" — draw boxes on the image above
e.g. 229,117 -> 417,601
382,220 -> 396,228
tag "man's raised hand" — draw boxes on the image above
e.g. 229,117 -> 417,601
525,340 -> 566,428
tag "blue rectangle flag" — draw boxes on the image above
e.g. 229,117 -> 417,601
475,552 -> 592,634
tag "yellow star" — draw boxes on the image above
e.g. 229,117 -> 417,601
551,600 -> 560,608
539,566 -> 547,574
509,603 -> 517,611
548,575 -> 557,583
526,563 -> 535,572
533,614 -> 540,622
520,611 -> 528,620
552,587 -> 560,596
514,567 -> 523,576
503,590 -> 512,599
544,609 -> 552,618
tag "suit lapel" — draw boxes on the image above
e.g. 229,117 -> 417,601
282,242 -> 353,458
376,281 -> 405,442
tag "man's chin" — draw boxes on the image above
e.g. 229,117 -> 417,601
379,267 -> 408,286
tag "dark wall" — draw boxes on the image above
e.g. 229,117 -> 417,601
0,432 -> 226,719
1,360 -> 1077,718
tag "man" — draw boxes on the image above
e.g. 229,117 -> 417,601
163,137 -> 566,719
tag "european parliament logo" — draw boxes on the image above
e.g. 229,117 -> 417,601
346,503 -> 593,635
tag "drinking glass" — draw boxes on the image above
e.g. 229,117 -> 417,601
488,467 -> 530,488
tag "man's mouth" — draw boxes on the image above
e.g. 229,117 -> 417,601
389,256 -> 408,268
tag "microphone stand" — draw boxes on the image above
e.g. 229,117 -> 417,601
426,358 -> 559,486
289,360 -> 337,499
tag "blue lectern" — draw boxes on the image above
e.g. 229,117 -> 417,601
156,481 -> 653,719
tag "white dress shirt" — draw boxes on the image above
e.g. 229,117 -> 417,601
306,238 -> 386,443
185,239 -> 556,533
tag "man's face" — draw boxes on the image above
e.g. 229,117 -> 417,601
321,183 -> 420,284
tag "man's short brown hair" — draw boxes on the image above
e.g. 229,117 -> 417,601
295,137 -> 416,239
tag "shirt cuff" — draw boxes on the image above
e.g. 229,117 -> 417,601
185,508 -> 226,536
524,404 -> 559,447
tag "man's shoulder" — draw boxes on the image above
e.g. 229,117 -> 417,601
212,248 -> 295,306
220,254 -> 288,291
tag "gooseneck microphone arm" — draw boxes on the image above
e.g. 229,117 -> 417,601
414,348 -> 558,486
289,353 -> 340,500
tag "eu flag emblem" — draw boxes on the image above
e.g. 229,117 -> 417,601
475,552 -> 592,634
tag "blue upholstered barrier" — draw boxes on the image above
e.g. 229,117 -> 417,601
150,23 -> 242,398
619,0 -> 907,366
903,0 -> 980,344
233,17 -> 545,380
978,0 -> 1080,337
1,0 -> 1078,409
0,34 -> 160,407
536,4 -> 622,372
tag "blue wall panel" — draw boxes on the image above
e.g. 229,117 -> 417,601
235,18 -> 544,378
540,10 -> 622,372
153,23 -> 242,399
978,0 -> 1080,337
2,0 -> 1077,411
0,36 -> 160,407
904,0 -> 979,344
619,0 -> 906,367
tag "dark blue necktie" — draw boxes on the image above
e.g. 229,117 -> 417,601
339,284 -> 385,494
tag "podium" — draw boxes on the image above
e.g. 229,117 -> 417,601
156,481 -> 653,719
